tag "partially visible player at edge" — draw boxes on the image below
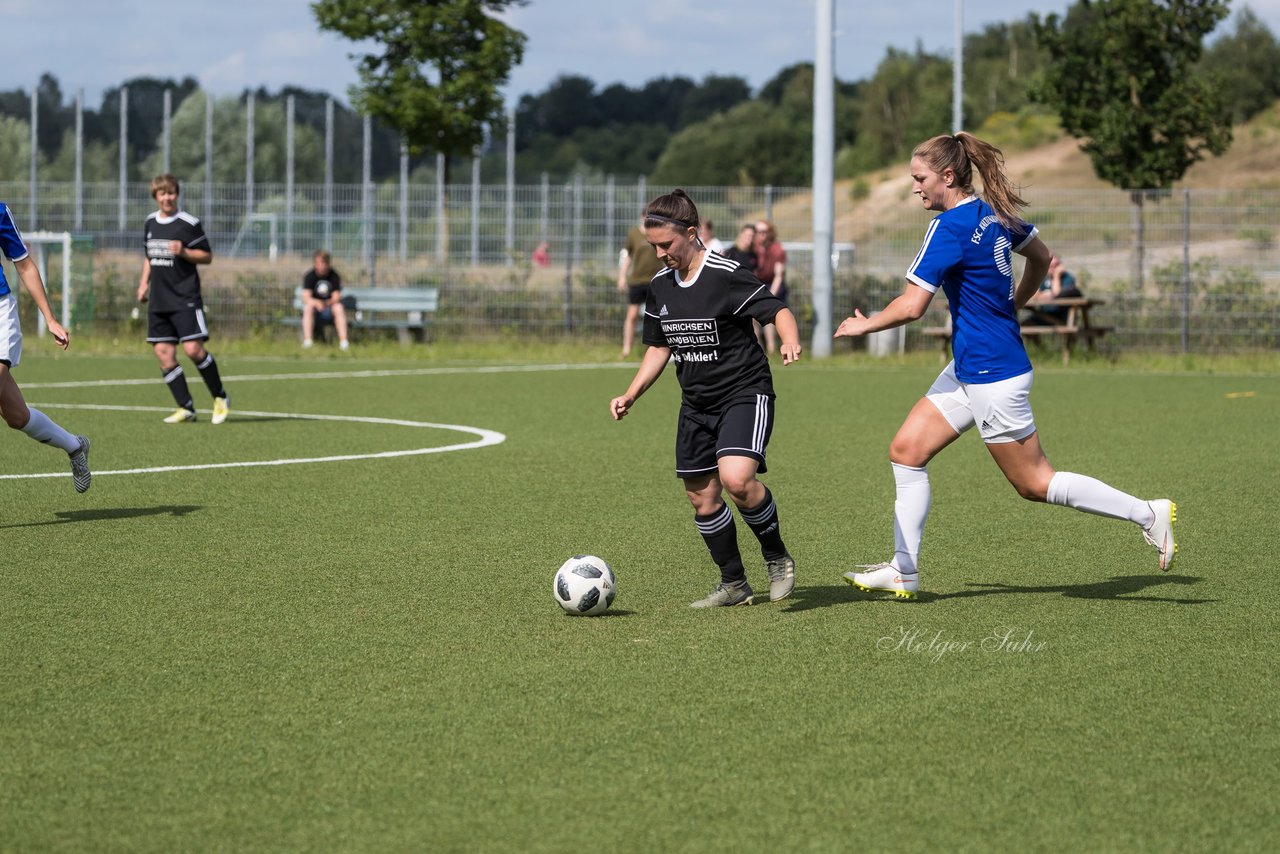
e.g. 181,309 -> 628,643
0,202 -> 92,492
137,174 -> 229,424
610,188 -> 802,608
834,132 -> 1177,600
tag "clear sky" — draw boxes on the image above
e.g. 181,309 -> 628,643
2,0 -> 1277,108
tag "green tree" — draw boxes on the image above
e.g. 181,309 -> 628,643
311,0 -> 526,165
46,132 -> 117,183
962,18 -> 1051,120
99,76 -> 201,164
0,114 -> 33,175
1199,5 -> 1280,123
511,73 -> 752,181
1033,0 -> 1232,289
651,68 -> 820,186
840,47 -> 951,174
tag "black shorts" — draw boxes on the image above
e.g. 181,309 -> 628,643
627,284 -> 649,306
674,393 -> 775,479
147,307 -> 209,343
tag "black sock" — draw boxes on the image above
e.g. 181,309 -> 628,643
741,487 -> 787,561
696,504 -> 747,585
163,366 -> 194,410
196,353 -> 226,399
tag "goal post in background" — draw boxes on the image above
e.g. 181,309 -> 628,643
25,231 -> 95,336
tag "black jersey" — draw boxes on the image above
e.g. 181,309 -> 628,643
643,251 -> 785,410
143,210 -> 210,312
721,245 -> 757,274
303,268 -> 343,300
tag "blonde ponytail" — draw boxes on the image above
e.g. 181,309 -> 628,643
912,132 -> 1028,230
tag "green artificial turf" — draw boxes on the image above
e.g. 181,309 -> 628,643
2,350 -> 1276,851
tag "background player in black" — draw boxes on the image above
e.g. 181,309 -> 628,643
721,223 -> 758,272
610,189 -> 802,608
137,174 -> 229,424
301,249 -> 349,349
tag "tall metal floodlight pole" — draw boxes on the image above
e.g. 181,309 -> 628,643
435,152 -> 447,263
362,114 -> 372,269
286,94 -> 295,255
811,0 -> 835,357
204,94 -> 213,230
119,87 -> 128,231
74,89 -> 84,230
399,139 -> 409,263
505,105 -> 515,266
953,0 -> 964,133
29,86 -> 37,230
246,92 -> 256,220
163,89 -> 172,173
324,98 -> 334,250
470,148 -> 482,266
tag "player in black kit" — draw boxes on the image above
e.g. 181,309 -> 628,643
610,189 -> 802,607
137,174 -> 229,424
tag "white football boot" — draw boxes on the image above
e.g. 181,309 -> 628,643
1142,499 -> 1178,571
843,563 -> 919,600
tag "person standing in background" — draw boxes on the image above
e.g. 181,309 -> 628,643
617,219 -> 664,358
699,219 -> 725,253
137,174 -> 229,424
722,224 -> 757,273
754,219 -> 787,354
532,240 -> 551,268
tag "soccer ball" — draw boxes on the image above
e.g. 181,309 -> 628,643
553,555 -> 617,616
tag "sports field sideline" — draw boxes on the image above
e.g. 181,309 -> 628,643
2,351 -> 1277,851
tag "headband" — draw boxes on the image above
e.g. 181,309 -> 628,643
644,214 -> 692,230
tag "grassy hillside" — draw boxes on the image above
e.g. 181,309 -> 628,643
801,101 -> 1280,285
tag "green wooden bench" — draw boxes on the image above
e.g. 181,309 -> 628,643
289,286 -> 440,344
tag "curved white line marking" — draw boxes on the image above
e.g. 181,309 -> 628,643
0,404 -> 506,481
22,362 -> 632,390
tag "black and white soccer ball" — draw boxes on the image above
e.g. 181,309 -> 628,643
553,555 -> 617,616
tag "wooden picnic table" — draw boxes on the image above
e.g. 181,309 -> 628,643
919,297 -> 1111,365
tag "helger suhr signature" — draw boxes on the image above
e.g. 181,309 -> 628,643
876,625 -> 1047,663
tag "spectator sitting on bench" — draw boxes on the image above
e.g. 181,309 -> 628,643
301,249 -> 350,350
1023,254 -> 1081,325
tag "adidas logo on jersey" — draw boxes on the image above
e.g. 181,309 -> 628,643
660,304 -> 669,316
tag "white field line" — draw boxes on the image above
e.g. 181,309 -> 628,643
0,404 -> 506,481
21,361 -> 631,390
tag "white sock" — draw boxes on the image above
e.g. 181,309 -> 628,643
1046,471 -> 1155,527
891,463 -> 930,574
21,408 -> 80,453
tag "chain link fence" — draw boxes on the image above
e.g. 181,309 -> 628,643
4,180 -> 1278,354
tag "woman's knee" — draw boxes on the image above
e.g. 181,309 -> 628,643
718,472 -> 760,506
1011,474 -> 1051,503
889,435 -> 927,468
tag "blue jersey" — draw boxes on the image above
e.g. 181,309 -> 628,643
0,203 -> 32,298
906,196 -> 1038,384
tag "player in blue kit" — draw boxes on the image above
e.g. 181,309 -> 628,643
0,203 -> 91,492
834,133 -> 1177,598
137,174 -> 229,424
610,189 -> 802,607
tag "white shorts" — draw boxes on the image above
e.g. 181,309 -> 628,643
0,291 -> 21,367
925,361 -> 1035,444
